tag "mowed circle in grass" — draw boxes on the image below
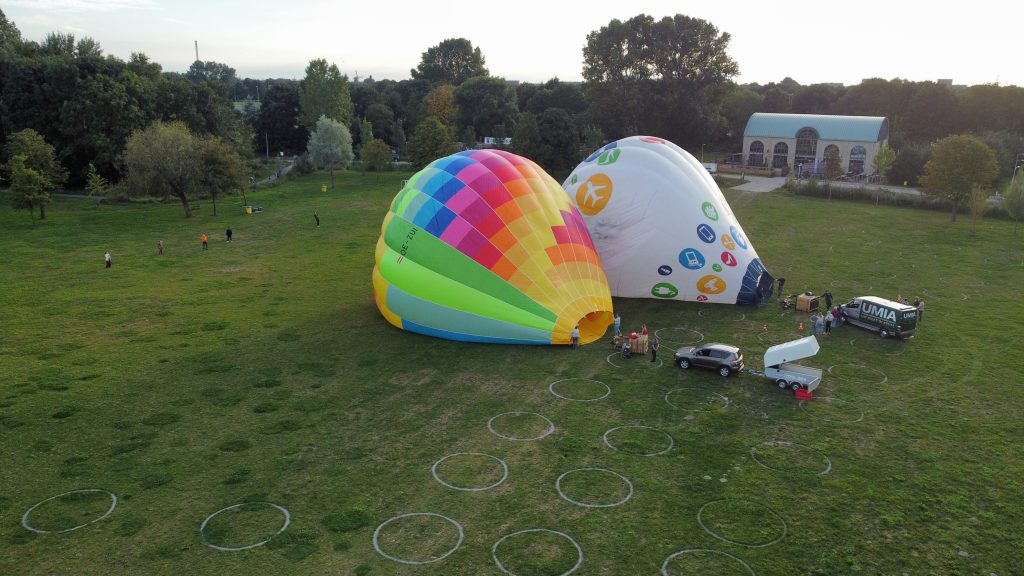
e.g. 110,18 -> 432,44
799,397 -> 865,423
848,336 -> 906,356
661,548 -> 755,575
373,512 -> 464,565
827,364 -> 888,385
22,489 -> 117,534
654,327 -> 705,347
199,502 -> 290,551
492,528 -> 583,576
665,387 -> 729,412
697,499 -> 787,547
488,412 -> 555,441
556,468 -> 634,508
750,441 -> 832,475
548,378 -> 610,402
603,425 -> 674,456
432,453 -> 508,492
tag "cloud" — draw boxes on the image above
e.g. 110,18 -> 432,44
4,0 -> 153,11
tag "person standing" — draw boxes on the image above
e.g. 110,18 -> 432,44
815,313 -> 825,336
824,312 -> 833,335
613,313 -> 621,337
571,326 -> 580,350
314,212 -> 320,228
824,291 -> 833,310
201,233 -> 208,250
226,228 -> 233,242
916,298 -> 924,323
104,251 -> 112,269
777,277 -> 786,298
650,337 -> 659,363
157,240 -> 164,255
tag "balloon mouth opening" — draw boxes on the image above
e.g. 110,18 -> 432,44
578,310 -> 614,344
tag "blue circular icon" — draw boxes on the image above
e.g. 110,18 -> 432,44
678,248 -> 706,270
729,225 -> 748,249
696,224 -> 716,244
658,265 -> 673,276
585,142 -> 618,163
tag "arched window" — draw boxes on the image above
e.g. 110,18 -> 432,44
849,145 -> 867,174
794,128 -> 818,176
773,142 -> 788,169
748,140 -> 764,167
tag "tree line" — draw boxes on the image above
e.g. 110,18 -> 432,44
3,9 -> 1024,220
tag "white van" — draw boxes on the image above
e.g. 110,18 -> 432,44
841,296 -> 918,338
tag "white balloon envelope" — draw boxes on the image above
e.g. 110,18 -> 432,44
562,136 -> 774,305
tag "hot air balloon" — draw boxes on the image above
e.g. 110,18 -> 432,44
562,136 -> 774,305
373,149 -> 613,345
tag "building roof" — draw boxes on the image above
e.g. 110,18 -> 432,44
744,113 -> 888,143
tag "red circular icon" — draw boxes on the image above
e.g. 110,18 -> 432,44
696,295 -> 709,302
721,252 -> 737,267
639,136 -> 666,144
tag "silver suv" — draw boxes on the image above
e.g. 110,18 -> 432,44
675,343 -> 744,377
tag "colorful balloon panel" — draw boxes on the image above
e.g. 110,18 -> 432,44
374,149 -> 613,344
562,136 -> 774,305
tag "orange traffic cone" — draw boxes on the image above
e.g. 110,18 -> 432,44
798,322 -> 804,332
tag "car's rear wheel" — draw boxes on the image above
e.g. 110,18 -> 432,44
776,379 -> 788,389
791,381 -> 801,390
719,366 -> 732,377
879,329 -> 888,338
678,358 -> 690,369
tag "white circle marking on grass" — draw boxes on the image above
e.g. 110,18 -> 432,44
848,337 -> 905,356
372,512 -> 464,565
492,528 -> 583,576
749,441 -> 832,476
605,353 -> 663,370
664,388 -> 729,411
199,502 -> 290,551
698,310 -> 746,321
22,489 -> 118,534
654,328 -> 705,346
548,378 -> 610,402
827,364 -> 888,384
603,425 -> 674,456
487,412 -> 555,441
661,548 -> 756,576
555,468 -> 634,508
431,453 -> 508,492
799,396 -> 865,423
697,499 -> 788,548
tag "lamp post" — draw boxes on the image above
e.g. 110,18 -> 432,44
701,143 -> 705,163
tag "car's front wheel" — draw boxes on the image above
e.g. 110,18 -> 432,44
678,358 -> 690,369
879,329 -> 888,338
718,366 -> 732,377
791,381 -> 802,390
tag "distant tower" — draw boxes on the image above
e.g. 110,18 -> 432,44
194,40 -> 199,62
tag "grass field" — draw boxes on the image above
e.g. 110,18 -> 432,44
1,171 -> 1022,575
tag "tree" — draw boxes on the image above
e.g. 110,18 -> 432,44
536,108 -> 579,175
721,85 -> 763,149
298,59 -> 354,129
365,103 -> 395,142
195,135 -> 244,216
392,119 -> 407,157
254,81 -> 308,157
185,60 -> 237,96
512,112 -> 542,161
823,147 -> 843,183
307,115 -> 354,188
357,117 -> 374,159
1001,176 -> 1024,236
791,84 -> 839,115
8,155 -> 51,226
453,76 -> 518,139
920,135 -> 999,221
85,163 -> 108,196
461,125 -> 477,148
889,142 -> 932,187
4,128 -> 66,220
968,185 -> 989,236
409,116 -> 456,168
362,138 -> 392,172
123,121 -> 198,217
423,84 -> 455,125
410,38 -> 488,86
872,144 -> 897,183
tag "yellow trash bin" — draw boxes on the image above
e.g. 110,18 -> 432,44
321,184 -> 327,193
245,206 -> 253,214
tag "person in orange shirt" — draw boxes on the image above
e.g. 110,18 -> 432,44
201,234 -> 208,251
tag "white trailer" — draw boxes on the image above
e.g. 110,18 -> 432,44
761,336 -> 822,394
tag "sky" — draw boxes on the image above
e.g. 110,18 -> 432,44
4,0 -> 1021,88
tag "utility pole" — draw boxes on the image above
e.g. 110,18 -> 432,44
194,41 -> 199,62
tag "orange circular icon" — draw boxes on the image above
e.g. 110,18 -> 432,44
696,274 -> 727,295
576,174 -> 613,216
721,234 -> 736,250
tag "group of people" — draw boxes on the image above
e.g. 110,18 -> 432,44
897,295 -> 925,322
809,306 -> 843,335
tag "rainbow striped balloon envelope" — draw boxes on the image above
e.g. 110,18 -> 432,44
373,149 -> 613,345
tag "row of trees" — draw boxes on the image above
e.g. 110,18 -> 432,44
4,8 -> 1024,221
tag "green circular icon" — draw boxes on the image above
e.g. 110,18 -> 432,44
701,201 -> 719,221
570,174 -> 578,184
651,282 -> 679,299
712,263 -> 723,272
598,149 -> 621,166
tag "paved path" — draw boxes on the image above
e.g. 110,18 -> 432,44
725,174 -> 922,196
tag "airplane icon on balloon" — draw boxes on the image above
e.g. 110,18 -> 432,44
581,180 -> 608,208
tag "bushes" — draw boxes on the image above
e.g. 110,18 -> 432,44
784,179 -> 1013,219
